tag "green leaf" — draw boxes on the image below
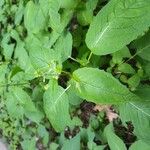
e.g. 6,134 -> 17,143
15,0 -> 24,25
119,101 -> 150,140
21,138 -> 36,150
142,61 -> 150,77
112,46 -> 131,64
10,30 -> 35,79
0,64 -> 8,94
15,42 -> 35,75
48,9 -> 74,48
80,127 -> 95,146
0,0 -> 4,7
37,125 -> 49,146
134,85 -> 150,100
104,123 -> 127,150
71,67 -> 140,104
1,33 -> 15,60
128,74 -> 140,89
6,87 -> 43,122
86,0 -> 150,55
10,72 -> 29,84
62,134 -> 80,150
94,146 -> 106,150
48,0 -> 75,33
32,85 -> 44,103
43,79 -> 72,132
77,0 -> 98,26
67,86 -> 83,106
24,1 -> 47,33
118,63 -> 135,74
48,0 -> 61,32
26,33 -> 61,77
39,0 -> 50,16
50,143 -> 59,150
60,0 -> 77,9
54,31 -> 72,62
29,47 -> 56,73
132,31 -> 150,61
0,63 -> 8,84
72,27 -> 83,47
129,140 -> 150,150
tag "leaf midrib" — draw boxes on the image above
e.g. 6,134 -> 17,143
77,79 -> 130,101
90,1 -> 149,49
129,102 -> 150,118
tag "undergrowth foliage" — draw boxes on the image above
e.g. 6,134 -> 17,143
0,0 -> 150,149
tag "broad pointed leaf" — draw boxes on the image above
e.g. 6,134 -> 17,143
86,0 -> 150,55
43,79 -> 72,132
71,67 -> 140,104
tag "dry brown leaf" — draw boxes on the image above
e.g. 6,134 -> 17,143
94,104 -> 118,122
93,104 -> 110,111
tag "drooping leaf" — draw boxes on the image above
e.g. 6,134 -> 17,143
86,0 -> 150,55
43,79 -> 72,132
71,67 -> 140,104
104,123 -> 127,150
